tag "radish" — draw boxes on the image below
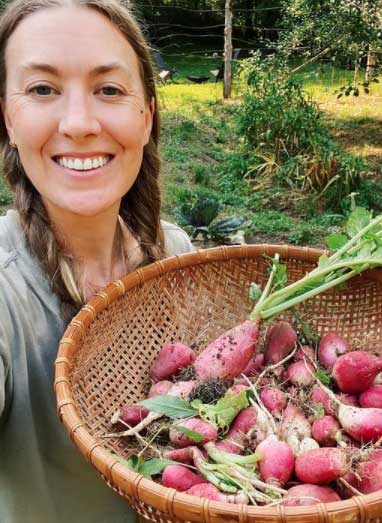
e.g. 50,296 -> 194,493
280,404 -> 312,456
311,385 -> 334,415
151,342 -> 195,382
311,416 -> 341,447
216,406 -> 258,454
255,435 -> 295,486
168,380 -> 197,399
294,345 -> 315,362
264,321 -> 297,364
260,387 -> 287,415
185,483 -> 249,504
163,447 -> 196,465
359,384 -> 382,408
169,417 -> 218,448
229,384 -> 250,395
318,333 -> 349,369
148,380 -> 173,397
352,449 -> 382,494
162,464 -> 207,491
295,448 -> 349,484
119,405 -> 149,427
332,350 -> 382,394
283,484 -> 341,506
337,393 -> 358,407
286,360 -> 315,387
194,321 -> 259,380
241,354 -> 264,376
337,404 -> 382,443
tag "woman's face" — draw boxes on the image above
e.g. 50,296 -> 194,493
2,6 -> 153,218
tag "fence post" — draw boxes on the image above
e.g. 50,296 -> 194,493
223,0 -> 233,99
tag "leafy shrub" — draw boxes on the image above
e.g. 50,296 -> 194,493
235,53 -> 364,211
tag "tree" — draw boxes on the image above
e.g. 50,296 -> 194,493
277,0 -> 382,81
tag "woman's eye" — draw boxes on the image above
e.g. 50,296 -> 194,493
29,85 -> 55,96
99,86 -> 123,96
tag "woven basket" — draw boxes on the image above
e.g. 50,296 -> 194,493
55,245 -> 382,523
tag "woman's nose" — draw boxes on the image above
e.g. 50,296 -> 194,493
58,89 -> 101,139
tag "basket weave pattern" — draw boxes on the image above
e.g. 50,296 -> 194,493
55,245 -> 382,522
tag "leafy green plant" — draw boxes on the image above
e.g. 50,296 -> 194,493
235,53 -> 364,211
174,194 -> 246,244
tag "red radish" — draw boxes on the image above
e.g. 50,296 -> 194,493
169,417 -> 218,448
162,464 -> 207,491
169,380 -> 197,399
119,405 -> 149,427
151,342 -> 195,382
194,321 -> 259,380
185,484 -> 249,504
260,387 -> 287,415
359,384 -> 382,408
337,393 -> 358,407
264,321 -> 297,364
337,404 -> 382,443
311,416 -> 341,447
229,384 -> 250,395
294,345 -> 315,362
332,351 -> 382,394
148,380 -> 173,397
256,435 -> 295,486
318,333 -> 349,369
286,360 -> 315,387
280,404 -> 311,456
352,449 -> 382,494
216,406 -> 258,454
311,385 -> 334,415
295,448 -> 349,484
163,447 -> 196,465
283,484 -> 341,506
242,354 -> 264,376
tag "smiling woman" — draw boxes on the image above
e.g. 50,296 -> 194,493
0,1 -> 193,522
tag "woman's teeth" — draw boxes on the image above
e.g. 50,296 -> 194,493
56,155 -> 110,171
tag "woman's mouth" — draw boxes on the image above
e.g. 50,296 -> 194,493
52,154 -> 114,172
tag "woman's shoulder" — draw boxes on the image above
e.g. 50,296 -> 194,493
0,209 -> 24,262
161,219 -> 195,257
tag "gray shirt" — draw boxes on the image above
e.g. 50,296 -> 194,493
0,209 -> 194,523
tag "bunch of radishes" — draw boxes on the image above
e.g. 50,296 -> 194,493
108,318 -> 382,507
107,208 -> 382,507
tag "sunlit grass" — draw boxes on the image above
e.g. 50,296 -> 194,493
157,82 -> 224,114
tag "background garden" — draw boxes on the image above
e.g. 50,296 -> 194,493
1,0 -> 381,247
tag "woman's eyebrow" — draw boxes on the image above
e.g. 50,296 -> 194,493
19,61 -> 129,76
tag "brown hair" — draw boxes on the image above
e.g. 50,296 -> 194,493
0,0 -> 163,322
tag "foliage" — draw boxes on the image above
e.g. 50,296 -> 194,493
236,53 -> 364,211
278,0 -> 382,67
277,0 -> 382,99
174,194 -> 246,244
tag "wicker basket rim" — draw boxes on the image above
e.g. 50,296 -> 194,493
54,244 -> 382,521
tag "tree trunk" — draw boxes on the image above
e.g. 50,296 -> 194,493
365,50 -> 375,84
223,0 -> 233,99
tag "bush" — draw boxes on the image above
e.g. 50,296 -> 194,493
235,53 -> 364,212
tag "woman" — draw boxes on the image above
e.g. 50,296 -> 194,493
0,1 -> 193,521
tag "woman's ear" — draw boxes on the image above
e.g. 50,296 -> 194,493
143,97 -> 155,145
